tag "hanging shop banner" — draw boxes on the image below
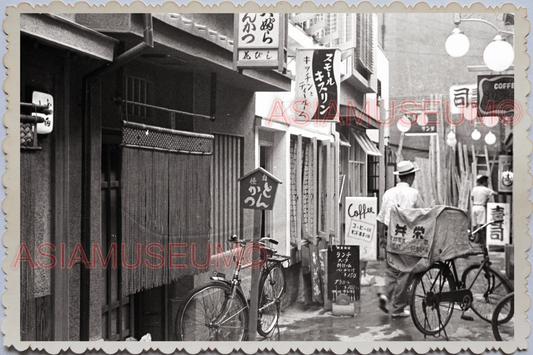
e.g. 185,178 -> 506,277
295,48 -> 341,122
449,84 -> 477,115
345,197 -> 377,261
477,74 -> 514,118
486,202 -> 511,246
234,13 -> 287,71
498,155 -> 513,193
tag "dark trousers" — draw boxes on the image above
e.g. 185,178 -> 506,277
383,258 -> 410,314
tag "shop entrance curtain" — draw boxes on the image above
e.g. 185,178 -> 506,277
121,122 -> 213,296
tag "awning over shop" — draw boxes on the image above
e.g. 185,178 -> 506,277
339,133 -> 351,147
351,130 -> 382,156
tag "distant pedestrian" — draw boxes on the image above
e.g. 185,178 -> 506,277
376,160 -> 423,318
471,174 -> 496,234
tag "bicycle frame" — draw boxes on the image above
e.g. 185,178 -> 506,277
409,219 -> 510,340
208,237 -> 281,328
208,241 -> 250,328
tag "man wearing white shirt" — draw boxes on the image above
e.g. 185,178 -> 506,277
471,174 -> 496,233
376,160 -> 423,318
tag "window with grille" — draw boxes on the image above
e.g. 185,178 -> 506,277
348,132 -> 367,197
210,134 -> 243,252
355,13 -> 374,76
124,76 -> 154,118
367,154 -> 379,195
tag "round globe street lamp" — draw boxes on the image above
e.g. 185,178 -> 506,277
445,14 -> 514,72
445,27 -> 470,57
397,115 -> 411,133
483,35 -> 515,72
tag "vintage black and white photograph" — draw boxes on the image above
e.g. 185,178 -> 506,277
5,2 -> 530,353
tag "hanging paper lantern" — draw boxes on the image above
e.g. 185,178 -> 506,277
447,131 -> 456,140
417,113 -> 428,126
482,116 -> 499,128
485,131 -> 497,145
446,137 -> 457,147
471,129 -> 481,140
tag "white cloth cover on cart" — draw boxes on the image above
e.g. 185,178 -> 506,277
386,205 -> 482,274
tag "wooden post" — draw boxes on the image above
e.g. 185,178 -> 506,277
463,144 -> 470,176
471,145 -> 477,188
395,132 -> 405,163
311,138 -> 318,244
458,142 -> 465,176
247,209 -> 262,341
435,134 -> 443,205
238,167 -> 281,341
296,135 -> 302,247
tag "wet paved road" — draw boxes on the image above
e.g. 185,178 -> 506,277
275,252 -> 509,342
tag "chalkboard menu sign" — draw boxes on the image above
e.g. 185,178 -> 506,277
327,245 -> 360,302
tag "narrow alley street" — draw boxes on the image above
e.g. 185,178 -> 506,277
276,251 -> 508,342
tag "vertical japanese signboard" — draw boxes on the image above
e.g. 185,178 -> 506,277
327,245 -> 360,303
449,84 -> 477,117
238,167 -> 281,341
345,197 -> 377,261
498,155 -> 513,193
234,13 -> 287,71
295,48 -> 341,122
238,167 -> 281,211
486,202 -> 511,246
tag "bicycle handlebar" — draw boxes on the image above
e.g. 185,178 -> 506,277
228,235 -> 278,245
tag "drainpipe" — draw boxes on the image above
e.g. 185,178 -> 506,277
79,13 -> 153,341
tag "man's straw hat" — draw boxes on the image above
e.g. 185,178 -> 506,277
394,161 -> 420,176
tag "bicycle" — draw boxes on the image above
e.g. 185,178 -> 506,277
409,219 -> 513,339
175,235 -> 289,341
492,292 -> 514,341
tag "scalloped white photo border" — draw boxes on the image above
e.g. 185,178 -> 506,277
2,2 -> 530,353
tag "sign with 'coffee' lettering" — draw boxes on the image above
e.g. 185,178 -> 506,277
345,196 -> 377,260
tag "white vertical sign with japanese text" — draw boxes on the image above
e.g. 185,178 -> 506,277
449,84 -> 477,115
234,13 -> 286,70
345,197 -> 377,261
486,202 -> 510,246
295,48 -> 341,122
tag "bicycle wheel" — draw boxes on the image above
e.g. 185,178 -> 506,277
492,292 -> 514,341
410,264 -> 456,336
461,264 -> 513,322
176,283 -> 249,341
257,263 -> 285,337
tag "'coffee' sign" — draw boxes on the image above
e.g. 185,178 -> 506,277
239,167 -> 282,210
477,74 -> 514,117
345,197 -> 377,260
